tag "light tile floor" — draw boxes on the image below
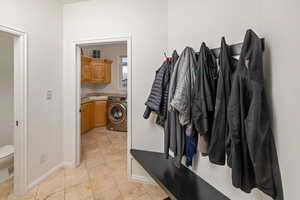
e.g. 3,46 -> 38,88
0,127 -> 167,200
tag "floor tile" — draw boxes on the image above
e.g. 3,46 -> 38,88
83,150 -> 106,169
43,190 -> 65,200
36,169 -> 64,200
117,181 -> 148,200
0,128 -> 165,200
82,142 -> 99,155
65,163 -> 89,189
92,187 -> 122,200
143,184 -> 168,200
65,181 -> 93,200
7,187 -> 37,200
0,178 -> 13,199
123,193 -> 152,200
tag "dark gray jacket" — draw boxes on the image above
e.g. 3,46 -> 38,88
209,38 -> 237,165
228,29 -> 283,200
164,51 -> 181,160
192,43 -> 218,155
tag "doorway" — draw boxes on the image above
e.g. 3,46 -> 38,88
0,25 -> 28,195
74,37 -> 132,183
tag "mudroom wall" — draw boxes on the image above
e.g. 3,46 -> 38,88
168,0 -> 299,199
62,0 -> 168,177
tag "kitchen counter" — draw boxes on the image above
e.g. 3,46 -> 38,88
81,96 -> 108,104
81,92 -> 127,104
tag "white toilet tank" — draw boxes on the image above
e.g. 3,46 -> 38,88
0,145 -> 14,183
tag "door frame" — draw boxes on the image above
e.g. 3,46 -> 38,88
0,25 -> 28,195
73,36 -> 132,178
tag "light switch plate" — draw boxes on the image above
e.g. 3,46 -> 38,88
46,90 -> 53,100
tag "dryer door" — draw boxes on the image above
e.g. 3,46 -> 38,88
108,103 -> 127,124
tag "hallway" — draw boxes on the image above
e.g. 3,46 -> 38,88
0,128 -> 167,200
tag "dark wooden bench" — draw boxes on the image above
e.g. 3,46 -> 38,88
131,149 -> 230,200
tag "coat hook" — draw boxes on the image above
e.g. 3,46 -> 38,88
164,52 -> 167,58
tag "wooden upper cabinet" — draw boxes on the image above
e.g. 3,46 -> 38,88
81,56 -> 112,83
81,56 -> 93,82
91,62 -> 106,82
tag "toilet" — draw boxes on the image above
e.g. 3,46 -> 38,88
0,145 -> 14,183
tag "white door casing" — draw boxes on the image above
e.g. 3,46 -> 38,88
0,24 -> 28,195
73,36 -> 133,179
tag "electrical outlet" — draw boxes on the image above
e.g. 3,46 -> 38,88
40,154 -> 46,164
46,90 -> 53,100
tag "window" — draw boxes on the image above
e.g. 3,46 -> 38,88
119,56 -> 128,89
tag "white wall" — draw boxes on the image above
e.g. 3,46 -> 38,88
168,0 -> 299,199
63,1 -> 299,199
62,0 -> 168,176
0,0 -> 62,186
81,43 -> 127,96
0,32 -> 14,147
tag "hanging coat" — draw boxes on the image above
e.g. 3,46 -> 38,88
192,43 -> 218,155
168,47 -> 197,167
156,56 -> 173,126
143,59 -> 170,127
169,47 -> 197,126
209,38 -> 238,165
164,50 -> 181,160
228,29 -> 283,200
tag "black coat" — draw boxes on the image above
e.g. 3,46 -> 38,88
192,43 -> 218,155
228,29 -> 283,200
144,51 -> 178,127
209,37 -> 238,165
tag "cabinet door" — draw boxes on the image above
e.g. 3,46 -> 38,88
81,58 -> 85,82
81,102 -> 95,133
92,63 -> 106,82
85,102 -> 93,131
88,102 -> 95,130
84,64 -> 92,82
81,104 -> 89,134
80,105 -> 85,134
81,56 -> 92,82
94,100 -> 107,127
104,62 -> 112,83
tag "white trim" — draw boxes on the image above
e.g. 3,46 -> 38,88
73,36 -> 133,179
75,44 -> 81,168
126,37 -> 133,180
27,163 -> 63,191
0,24 -> 28,195
0,174 -> 14,185
131,175 -> 156,185
63,161 -> 77,168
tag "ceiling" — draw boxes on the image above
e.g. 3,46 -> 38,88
60,0 -> 89,4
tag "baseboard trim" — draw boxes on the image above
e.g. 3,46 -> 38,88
63,161 -> 76,168
27,163 -> 63,191
131,174 -> 156,185
0,174 -> 13,184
